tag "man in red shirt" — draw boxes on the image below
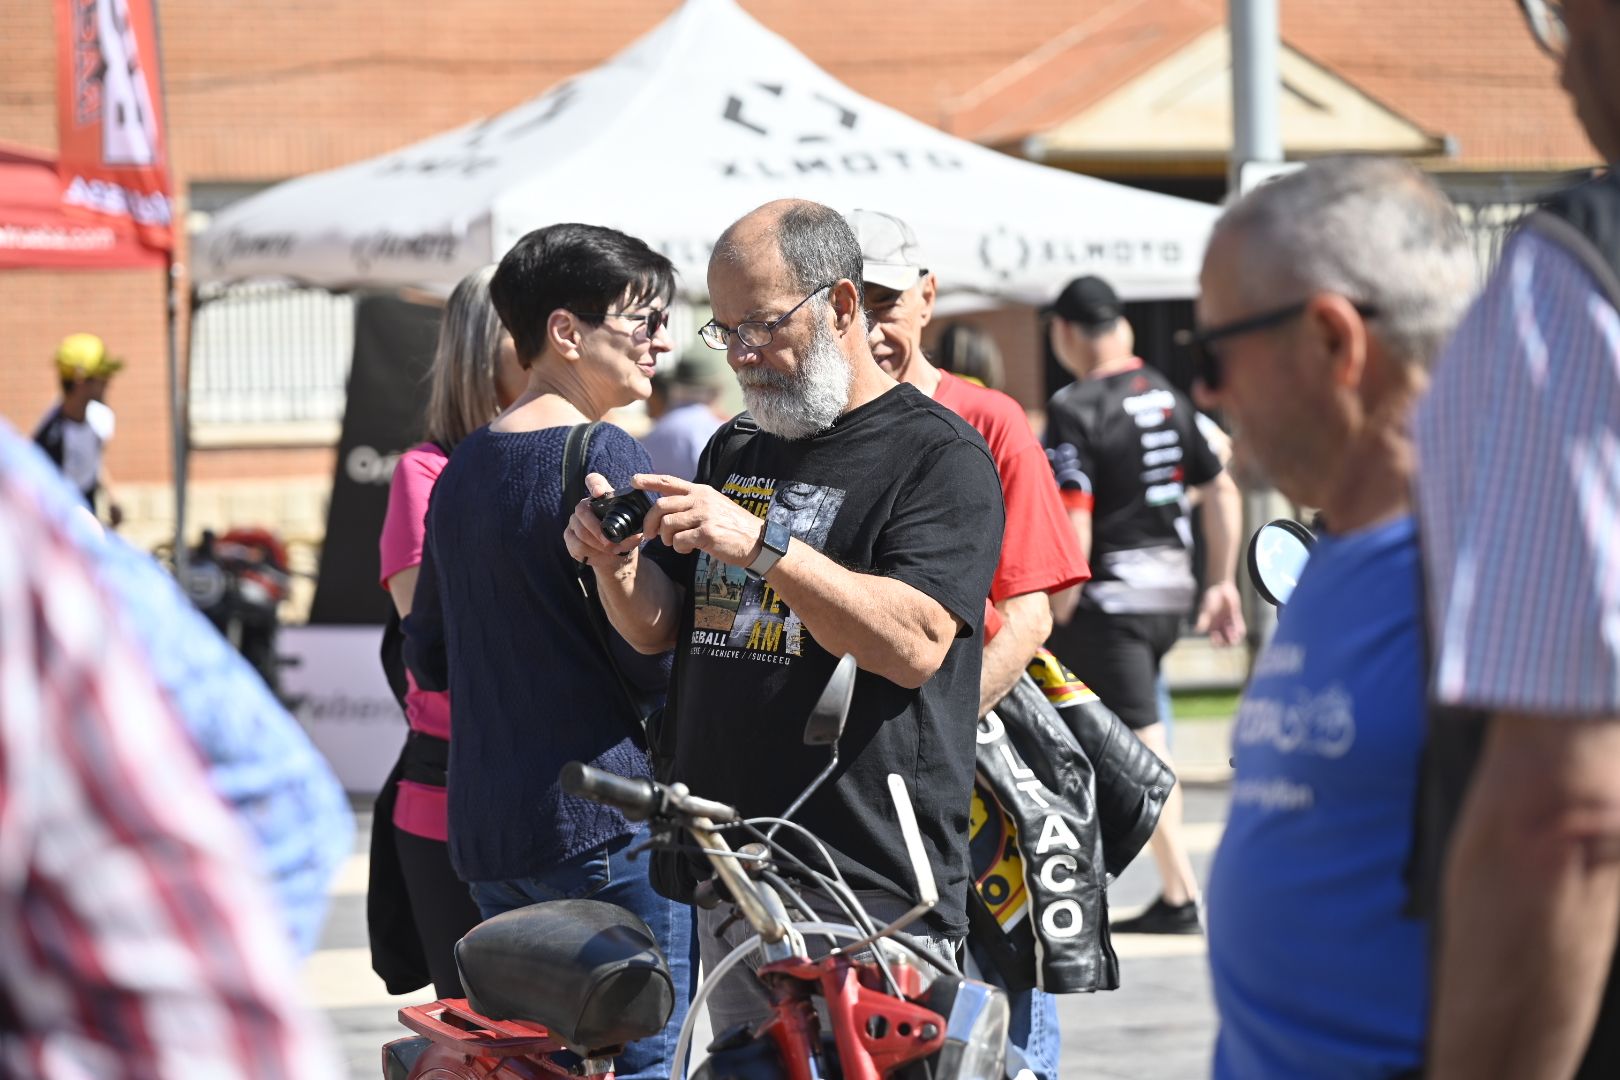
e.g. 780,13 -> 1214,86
849,209 -> 1089,1080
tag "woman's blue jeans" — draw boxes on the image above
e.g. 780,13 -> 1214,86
468,822 -> 696,1080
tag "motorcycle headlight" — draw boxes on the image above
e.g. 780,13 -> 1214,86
924,977 -> 1009,1080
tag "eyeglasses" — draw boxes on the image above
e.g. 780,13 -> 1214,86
1176,299 -> 1379,390
573,308 -> 671,338
1520,0 -> 1567,59
699,282 -> 834,350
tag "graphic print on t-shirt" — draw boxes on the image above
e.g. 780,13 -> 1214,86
691,470 -> 846,664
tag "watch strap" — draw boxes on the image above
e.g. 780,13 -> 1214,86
746,520 -> 791,580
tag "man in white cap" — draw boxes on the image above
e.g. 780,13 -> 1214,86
34,332 -> 124,526
849,207 -> 1089,1080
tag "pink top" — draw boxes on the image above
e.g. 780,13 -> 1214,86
379,442 -> 453,841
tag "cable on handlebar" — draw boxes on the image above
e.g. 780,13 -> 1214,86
733,816 -> 904,995
738,817 -> 877,936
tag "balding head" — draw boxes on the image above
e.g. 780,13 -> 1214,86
711,199 -> 866,310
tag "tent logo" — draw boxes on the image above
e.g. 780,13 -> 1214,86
979,227 -> 1031,281
351,230 -> 459,272
980,227 -> 1186,279
722,82 -> 859,142
716,81 -> 964,182
378,82 -> 580,179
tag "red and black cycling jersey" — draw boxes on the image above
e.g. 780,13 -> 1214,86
1044,360 -> 1222,614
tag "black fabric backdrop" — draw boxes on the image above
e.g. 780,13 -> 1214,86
308,293 -> 441,625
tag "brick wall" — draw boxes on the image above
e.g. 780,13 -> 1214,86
0,269 -> 172,482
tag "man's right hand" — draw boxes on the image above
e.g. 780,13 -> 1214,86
564,472 -> 644,570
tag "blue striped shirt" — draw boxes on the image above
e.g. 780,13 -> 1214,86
1415,227 -> 1620,714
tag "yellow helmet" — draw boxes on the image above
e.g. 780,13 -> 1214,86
54,333 -> 124,381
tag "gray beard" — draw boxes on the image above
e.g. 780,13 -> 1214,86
736,308 -> 853,440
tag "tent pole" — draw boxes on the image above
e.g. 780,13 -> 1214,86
166,253 -> 189,577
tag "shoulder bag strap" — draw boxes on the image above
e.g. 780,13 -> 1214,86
705,412 -> 760,489
562,422 -> 653,747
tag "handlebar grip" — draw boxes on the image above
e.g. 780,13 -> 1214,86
560,762 -> 660,821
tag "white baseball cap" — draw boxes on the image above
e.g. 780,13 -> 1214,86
847,209 -> 928,291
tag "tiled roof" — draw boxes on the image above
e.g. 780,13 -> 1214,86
0,0 -> 1592,180
944,0 -> 1596,169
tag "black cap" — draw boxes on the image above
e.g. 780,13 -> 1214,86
1047,275 -> 1122,327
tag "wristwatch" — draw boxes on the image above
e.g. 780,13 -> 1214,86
745,519 -> 792,581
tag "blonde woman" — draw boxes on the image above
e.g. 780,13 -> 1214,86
373,265 -> 523,997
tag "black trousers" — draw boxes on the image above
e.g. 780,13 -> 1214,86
393,826 -> 482,999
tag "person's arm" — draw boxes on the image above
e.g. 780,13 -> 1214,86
1049,507 -> 1091,625
385,566 -> 418,618
97,460 -> 124,528
978,591 -> 1052,716
380,447 -> 444,621
565,472 -> 686,655
402,532 -> 449,692
1192,469 -> 1244,646
1431,712 -> 1620,1080
632,473 -> 962,688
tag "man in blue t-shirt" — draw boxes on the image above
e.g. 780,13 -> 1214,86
1191,157 -> 1477,1077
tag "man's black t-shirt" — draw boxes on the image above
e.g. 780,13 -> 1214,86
1044,361 -> 1221,614
644,383 -> 1004,936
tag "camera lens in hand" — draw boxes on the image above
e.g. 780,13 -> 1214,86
590,488 -> 654,544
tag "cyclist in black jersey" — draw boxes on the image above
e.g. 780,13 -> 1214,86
1042,275 -> 1245,935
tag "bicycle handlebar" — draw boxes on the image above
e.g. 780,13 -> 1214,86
562,761 -> 739,824
560,762 -> 661,821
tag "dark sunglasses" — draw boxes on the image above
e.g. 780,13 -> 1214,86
573,307 -> 671,338
1176,300 -> 1378,390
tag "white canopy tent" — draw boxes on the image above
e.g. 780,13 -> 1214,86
195,0 -> 1219,302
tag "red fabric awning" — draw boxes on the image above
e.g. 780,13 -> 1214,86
0,142 -> 166,270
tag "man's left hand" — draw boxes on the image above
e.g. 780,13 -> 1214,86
636,474 -> 765,565
1196,581 -> 1245,646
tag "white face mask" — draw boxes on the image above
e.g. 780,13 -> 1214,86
735,300 -> 853,440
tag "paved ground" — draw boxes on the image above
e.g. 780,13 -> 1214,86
307,729 -> 1231,1080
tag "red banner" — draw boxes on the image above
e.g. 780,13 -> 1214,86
0,142 -> 165,269
53,0 -> 175,254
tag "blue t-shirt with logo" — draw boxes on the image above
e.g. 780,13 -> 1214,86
1207,515 -> 1428,1079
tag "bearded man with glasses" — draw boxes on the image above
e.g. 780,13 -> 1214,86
565,198 -> 1005,1033
1410,3 -> 1620,1078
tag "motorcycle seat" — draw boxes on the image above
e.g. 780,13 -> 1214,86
454,898 -> 674,1053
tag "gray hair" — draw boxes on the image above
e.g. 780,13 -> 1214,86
425,264 -> 506,450
1211,157 -> 1475,368
713,201 -> 867,330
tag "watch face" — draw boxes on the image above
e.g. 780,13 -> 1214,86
764,520 -> 792,553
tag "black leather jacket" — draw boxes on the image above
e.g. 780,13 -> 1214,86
969,653 -> 1173,993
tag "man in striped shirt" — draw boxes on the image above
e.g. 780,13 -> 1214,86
1417,3 -> 1620,1077
0,421 -> 341,1078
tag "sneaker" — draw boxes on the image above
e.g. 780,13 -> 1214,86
1110,895 -> 1202,935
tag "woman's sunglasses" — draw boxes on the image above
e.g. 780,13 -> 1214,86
573,308 -> 671,338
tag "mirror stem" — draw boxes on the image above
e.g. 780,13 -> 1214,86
766,747 -> 840,841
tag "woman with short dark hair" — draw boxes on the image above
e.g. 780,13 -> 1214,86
404,224 -> 692,1080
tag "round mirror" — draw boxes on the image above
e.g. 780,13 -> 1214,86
1247,518 -> 1315,608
